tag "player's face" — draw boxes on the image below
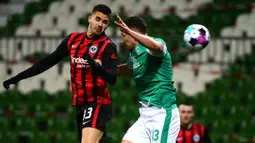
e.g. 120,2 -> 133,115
88,11 -> 109,35
121,28 -> 139,51
179,104 -> 194,125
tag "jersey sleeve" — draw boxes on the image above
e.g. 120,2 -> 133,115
84,42 -> 117,85
146,37 -> 167,57
6,35 -> 71,84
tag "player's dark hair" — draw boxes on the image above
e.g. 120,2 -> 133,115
92,4 -> 112,18
182,97 -> 194,106
125,16 -> 148,34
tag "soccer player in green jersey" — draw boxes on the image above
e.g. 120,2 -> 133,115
115,14 -> 180,143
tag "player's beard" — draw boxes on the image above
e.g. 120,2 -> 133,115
87,25 -> 103,37
181,122 -> 192,129
93,25 -> 104,35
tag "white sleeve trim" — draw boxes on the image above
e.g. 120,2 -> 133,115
146,44 -> 167,57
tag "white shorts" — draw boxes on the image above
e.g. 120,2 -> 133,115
123,103 -> 180,143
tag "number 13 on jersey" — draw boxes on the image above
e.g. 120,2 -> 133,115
152,129 -> 160,142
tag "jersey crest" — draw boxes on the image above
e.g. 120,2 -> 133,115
89,45 -> 98,54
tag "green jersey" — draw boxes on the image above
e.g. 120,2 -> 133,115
127,38 -> 176,110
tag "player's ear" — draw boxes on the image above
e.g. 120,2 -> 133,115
104,20 -> 109,29
88,14 -> 92,23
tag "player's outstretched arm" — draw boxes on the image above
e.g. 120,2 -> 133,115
84,43 -> 117,85
117,64 -> 133,76
114,14 -> 164,55
2,36 -> 70,90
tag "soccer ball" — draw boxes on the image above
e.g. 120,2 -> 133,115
184,24 -> 210,51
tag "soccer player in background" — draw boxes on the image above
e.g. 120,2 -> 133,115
230,135 -> 255,143
177,103 -> 212,143
3,4 -> 117,143
116,15 -> 180,143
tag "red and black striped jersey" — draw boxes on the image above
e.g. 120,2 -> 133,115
67,32 -> 117,105
176,122 -> 211,143
9,31 -> 117,106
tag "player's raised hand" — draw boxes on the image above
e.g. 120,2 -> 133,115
114,14 -> 131,35
3,79 -> 11,90
3,77 -> 20,90
95,59 -> 102,66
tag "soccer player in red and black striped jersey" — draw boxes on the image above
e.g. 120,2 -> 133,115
177,103 -> 212,143
3,4 -> 117,143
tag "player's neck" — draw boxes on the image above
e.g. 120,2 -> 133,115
86,28 -> 105,40
86,28 -> 94,39
181,122 -> 192,130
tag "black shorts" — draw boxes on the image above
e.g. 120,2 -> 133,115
76,102 -> 112,141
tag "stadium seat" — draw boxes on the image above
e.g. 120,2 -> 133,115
47,118 -> 69,132
26,90 -> 49,105
30,13 -> 54,30
55,132 -> 78,143
6,14 -> 24,35
30,132 -> 51,143
212,120 -> 234,135
0,132 -> 18,143
107,117 -> 125,142
0,118 -> 11,132
36,104 -> 56,116
65,0 -> 91,18
54,104 -> 74,115
33,116 -> 48,132
7,103 -> 28,117
48,1 -> 69,17
245,121 -> 255,137
41,28 -> 62,37
52,90 -> 72,105
0,90 -> 23,104
43,78 -> 68,94
162,15 -> 183,28
23,2 -> 41,24
65,26 -> 86,35
15,26 -> 37,36
15,117 -> 37,132
55,15 -> 79,29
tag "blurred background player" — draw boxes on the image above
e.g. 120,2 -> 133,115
116,15 -> 180,143
2,4 -> 117,143
177,103 -> 212,143
230,135 -> 255,143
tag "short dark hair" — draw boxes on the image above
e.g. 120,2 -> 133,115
92,4 -> 112,18
183,97 -> 194,106
125,16 -> 148,34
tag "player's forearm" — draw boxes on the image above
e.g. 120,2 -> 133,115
117,64 -> 133,76
10,58 -> 56,83
97,67 -> 117,85
84,42 -> 118,84
6,38 -> 69,84
8,54 -> 64,84
129,30 -> 164,53
86,57 -> 117,85
93,64 -> 117,85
